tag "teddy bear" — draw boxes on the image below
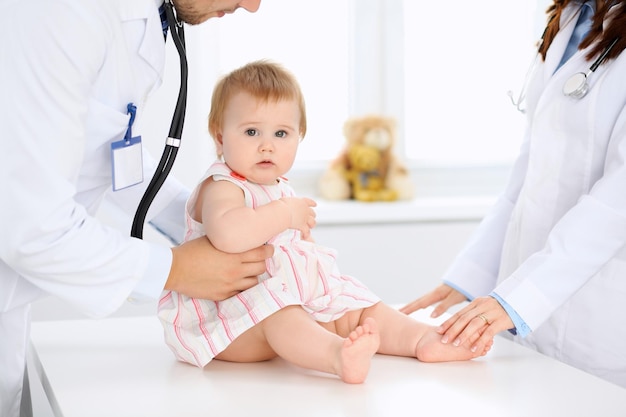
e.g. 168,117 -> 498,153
318,115 -> 415,202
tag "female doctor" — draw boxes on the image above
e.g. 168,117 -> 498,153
0,1 -> 270,416
402,0 -> 626,387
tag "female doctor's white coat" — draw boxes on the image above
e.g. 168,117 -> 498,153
0,0 -> 188,415
444,4 -> 626,387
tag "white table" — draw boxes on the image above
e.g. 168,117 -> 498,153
29,311 -> 626,417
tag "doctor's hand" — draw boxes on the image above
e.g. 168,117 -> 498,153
399,284 -> 467,318
166,236 -> 273,301
437,296 -> 513,354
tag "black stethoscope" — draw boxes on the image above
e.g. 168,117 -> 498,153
131,0 -> 188,239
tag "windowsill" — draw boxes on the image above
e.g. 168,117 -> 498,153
288,162 -> 507,226
314,196 -> 496,225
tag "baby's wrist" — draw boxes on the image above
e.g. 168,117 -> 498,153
276,198 -> 293,227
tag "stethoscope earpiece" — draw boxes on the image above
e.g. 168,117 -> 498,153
563,72 -> 589,98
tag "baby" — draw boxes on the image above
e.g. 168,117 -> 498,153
158,60 -> 491,383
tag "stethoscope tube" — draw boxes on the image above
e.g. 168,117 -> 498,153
131,0 -> 188,239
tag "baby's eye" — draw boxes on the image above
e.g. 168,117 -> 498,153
275,130 -> 288,138
245,128 -> 259,136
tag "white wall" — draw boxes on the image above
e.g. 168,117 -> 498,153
314,220 -> 479,304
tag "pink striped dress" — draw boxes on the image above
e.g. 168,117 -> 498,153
157,161 -> 380,368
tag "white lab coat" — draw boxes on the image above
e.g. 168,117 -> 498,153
0,0 -> 188,415
444,4 -> 626,387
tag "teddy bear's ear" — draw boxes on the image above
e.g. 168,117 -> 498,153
328,149 -> 350,169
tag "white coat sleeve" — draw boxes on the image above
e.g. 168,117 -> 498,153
442,132 -> 531,298
0,3 -> 170,317
494,106 -> 626,331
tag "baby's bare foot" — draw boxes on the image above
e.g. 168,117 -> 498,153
415,326 -> 492,362
339,317 -> 380,384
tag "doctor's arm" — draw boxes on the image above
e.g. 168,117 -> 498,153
0,6 -> 270,316
439,110 -> 626,353
105,164 -> 274,301
401,132 -> 532,318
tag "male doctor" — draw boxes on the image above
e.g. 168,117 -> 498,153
0,0 -> 267,416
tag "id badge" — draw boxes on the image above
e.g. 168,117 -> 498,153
111,103 -> 144,191
111,136 -> 143,191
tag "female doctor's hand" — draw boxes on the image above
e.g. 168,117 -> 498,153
166,236 -> 274,300
437,296 -> 514,354
399,284 -> 467,318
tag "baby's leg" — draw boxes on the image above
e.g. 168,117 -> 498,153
215,323 -> 278,363
360,303 -> 490,362
261,305 -> 380,383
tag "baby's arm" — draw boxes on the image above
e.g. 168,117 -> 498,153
197,178 -> 316,253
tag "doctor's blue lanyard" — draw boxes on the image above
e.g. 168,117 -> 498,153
131,0 -> 188,239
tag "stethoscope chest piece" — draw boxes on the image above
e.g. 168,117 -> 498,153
563,72 -> 589,98
562,37 -> 620,100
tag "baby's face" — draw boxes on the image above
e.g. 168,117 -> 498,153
216,91 -> 301,185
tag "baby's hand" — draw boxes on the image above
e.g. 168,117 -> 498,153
280,197 -> 317,237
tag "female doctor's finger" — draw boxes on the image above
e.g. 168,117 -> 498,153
466,310 -> 516,355
431,290 -> 468,318
443,297 -> 513,350
443,316 -> 488,348
399,285 -> 449,314
469,303 -> 515,352
459,323 -> 494,355
399,284 -> 465,316
437,296 -> 494,342
469,330 -> 496,356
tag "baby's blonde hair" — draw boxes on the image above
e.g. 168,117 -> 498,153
208,60 -> 307,148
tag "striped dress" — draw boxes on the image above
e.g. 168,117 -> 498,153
157,161 -> 380,368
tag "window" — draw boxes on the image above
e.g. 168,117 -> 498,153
153,0 -> 554,196
402,0 -> 546,166
213,0 -> 351,163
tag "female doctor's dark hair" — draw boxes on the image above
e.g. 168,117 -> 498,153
538,0 -> 626,62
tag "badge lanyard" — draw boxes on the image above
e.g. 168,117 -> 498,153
131,0 -> 188,239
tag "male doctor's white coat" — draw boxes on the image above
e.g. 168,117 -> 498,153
444,4 -> 626,387
0,1 -> 188,415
